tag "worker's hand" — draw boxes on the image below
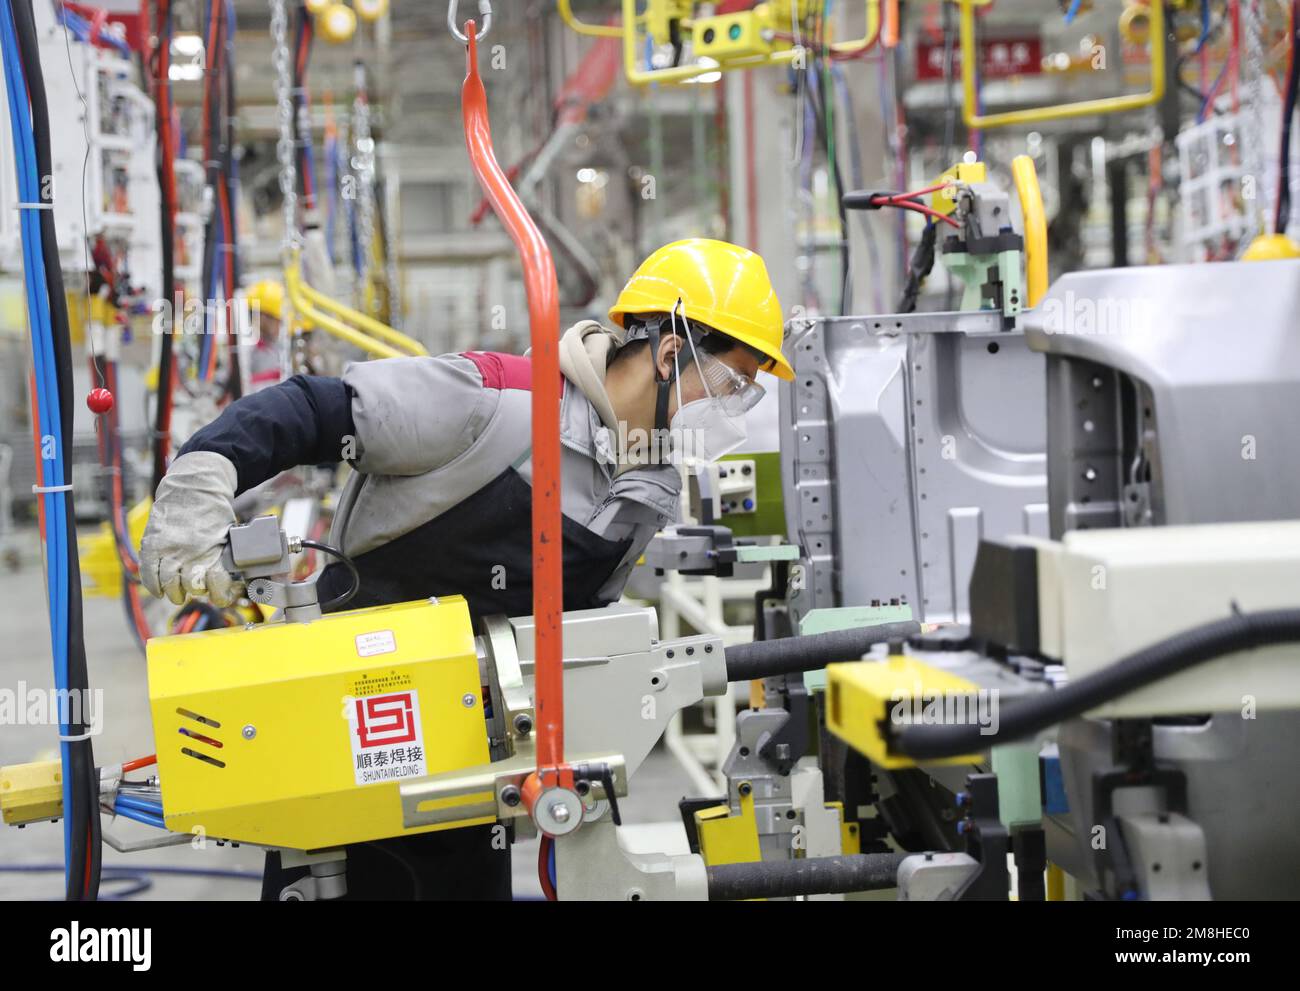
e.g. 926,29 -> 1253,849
139,451 -> 244,607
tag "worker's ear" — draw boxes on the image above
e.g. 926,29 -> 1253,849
654,332 -> 683,381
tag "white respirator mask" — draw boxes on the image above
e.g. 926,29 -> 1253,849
667,303 -> 751,465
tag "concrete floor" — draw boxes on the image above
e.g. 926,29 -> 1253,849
0,524 -> 699,900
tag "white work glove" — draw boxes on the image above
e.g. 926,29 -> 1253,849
140,451 -> 244,607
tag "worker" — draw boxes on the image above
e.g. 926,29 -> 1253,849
137,238 -> 794,900
242,280 -> 299,391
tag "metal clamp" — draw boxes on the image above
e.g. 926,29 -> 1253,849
448,0 -> 491,43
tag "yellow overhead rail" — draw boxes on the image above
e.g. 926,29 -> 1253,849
284,253 -> 428,360
592,0 -> 882,87
956,0 -> 1166,129
558,0 -> 623,37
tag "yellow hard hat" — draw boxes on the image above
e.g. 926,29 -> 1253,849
246,280 -> 285,321
1241,233 -> 1300,261
609,238 -> 794,381
244,280 -> 315,331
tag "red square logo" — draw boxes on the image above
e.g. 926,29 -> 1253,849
354,692 -> 418,748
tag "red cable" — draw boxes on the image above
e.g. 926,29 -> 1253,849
201,0 -> 219,161
1230,0 -> 1241,113
873,195 -> 961,228
538,836 -> 557,901
886,180 -> 955,201
122,755 -> 157,773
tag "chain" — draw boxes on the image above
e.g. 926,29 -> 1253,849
271,0 -> 299,254
382,176 -> 403,328
1237,0 -> 1267,240
352,62 -> 376,308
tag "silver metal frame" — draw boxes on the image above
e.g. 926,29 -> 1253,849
780,310 -> 1048,625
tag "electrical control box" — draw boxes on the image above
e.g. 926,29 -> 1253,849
692,9 -> 776,60
147,596 -> 492,851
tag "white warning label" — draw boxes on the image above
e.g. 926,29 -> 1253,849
348,689 -> 428,785
355,630 -> 397,657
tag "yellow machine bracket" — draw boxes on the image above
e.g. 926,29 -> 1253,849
825,655 -> 987,769
617,1 -> 881,87
955,0 -> 1165,130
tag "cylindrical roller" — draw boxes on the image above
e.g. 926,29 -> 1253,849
707,853 -> 905,901
723,621 -> 921,682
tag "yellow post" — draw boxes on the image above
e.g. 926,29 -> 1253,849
1011,154 -> 1049,307
1047,863 -> 1067,901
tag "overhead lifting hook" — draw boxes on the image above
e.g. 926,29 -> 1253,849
448,0 -> 491,44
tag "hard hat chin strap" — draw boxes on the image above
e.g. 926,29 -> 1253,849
628,304 -> 706,433
645,315 -> 677,434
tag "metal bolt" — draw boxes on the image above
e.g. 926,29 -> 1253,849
461,693 -> 477,708
500,785 -> 521,807
1083,466 -> 1097,482
242,725 -> 257,740
549,802 -> 571,824
513,713 -> 533,736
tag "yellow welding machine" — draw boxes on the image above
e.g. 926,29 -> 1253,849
146,596 -> 492,851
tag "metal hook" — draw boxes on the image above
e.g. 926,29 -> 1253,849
448,0 -> 492,43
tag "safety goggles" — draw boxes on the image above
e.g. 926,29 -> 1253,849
671,304 -> 766,417
693,348 -> 766,416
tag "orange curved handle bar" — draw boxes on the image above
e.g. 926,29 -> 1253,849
462,21 -> 566,773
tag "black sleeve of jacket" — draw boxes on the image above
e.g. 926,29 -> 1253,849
178,374 -> 355,495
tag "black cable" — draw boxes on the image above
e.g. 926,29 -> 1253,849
896,220 -> 937,313
1277,0 -> 1300,235
941,0 -> 957,311
302,539 -> 360,611
11,0 -> 98,900
803,55 -> 850,315
941,0 -> 957,166
150,0 -> 177,492
894,607 -> 1300,760
798,6 -> 848,314
723,620 -> 921,682
707,853 -> 905,900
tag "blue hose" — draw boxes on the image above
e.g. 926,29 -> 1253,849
57,8 -> 133,58
112,796 -> 168,830
1,0 -> 73,886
